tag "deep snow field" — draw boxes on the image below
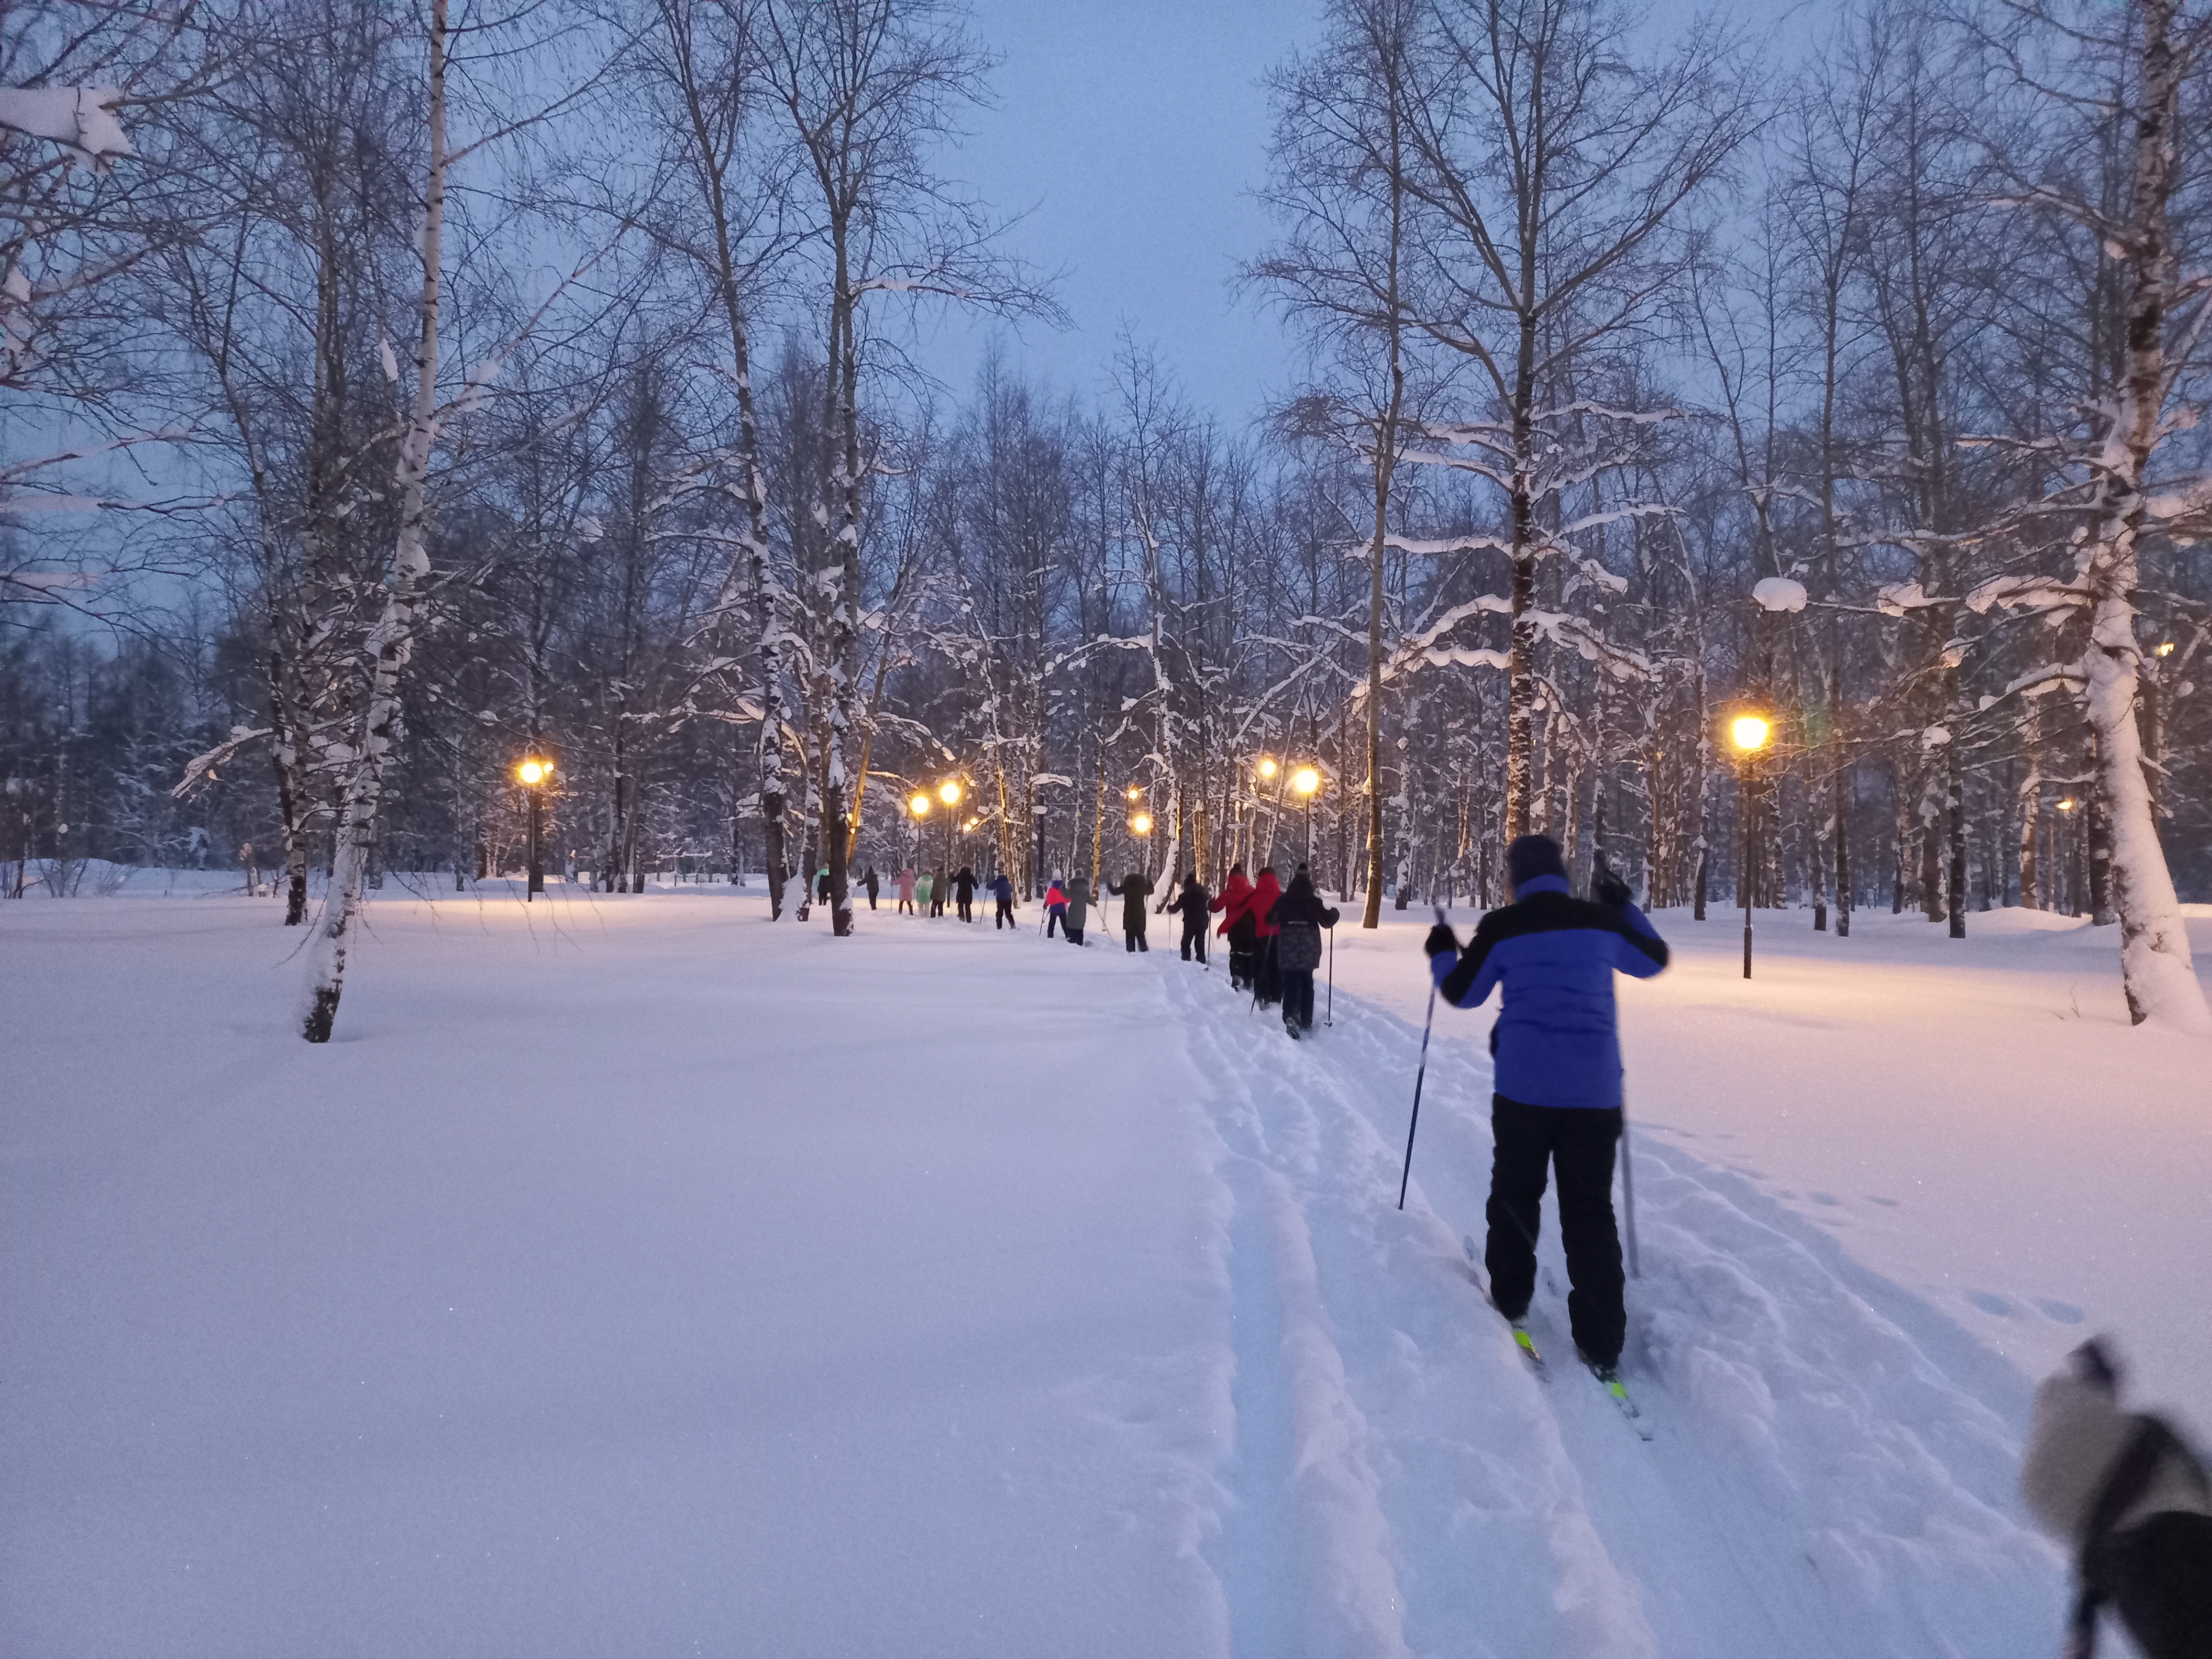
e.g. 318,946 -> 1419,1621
3,877 -> 2206,1657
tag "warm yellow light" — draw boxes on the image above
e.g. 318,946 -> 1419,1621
1730,715 -> 1771,753
517,757 -> 552,786
909,792 -> 931,817
1127,785 -> 1143,801
1291,765 -> 1321,797
2057,796 -> 2077,813
939,780 -> 962,807
2156,640 -> 2176,657
1130,812 -> 1153,837
1257,755 -> 1279,779
963,817 -> 979,832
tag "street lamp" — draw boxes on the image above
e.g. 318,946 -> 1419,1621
1729,714 -> 1771,978
1129,811 -> 1154,838
1291,765 -> 1322,865
516,753 -> 555,899
2156,640 -> 2176,657
1256,755 -> 1279,781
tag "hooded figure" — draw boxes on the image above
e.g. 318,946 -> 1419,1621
1106,870 -> 1153,951
953,866 -> 977,922
1266,865 -> 1339,1034
864,866 -> 881,908
1213,865 -> 1258,989
989,870 -> 1016,929
2022,1338 -> 2212,1659
1063,875 -> 1090,944
896,867 -> 917,914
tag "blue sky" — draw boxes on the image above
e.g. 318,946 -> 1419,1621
908,0 -> 1816,427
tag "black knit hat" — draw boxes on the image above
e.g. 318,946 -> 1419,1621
1506,834 -> 1567,889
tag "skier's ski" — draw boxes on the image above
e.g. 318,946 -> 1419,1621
1589,1363 -> 1653,1441
1462,1235 -> 1545,1376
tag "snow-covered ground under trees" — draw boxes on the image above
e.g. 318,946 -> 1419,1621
3,884 -> 2206,1657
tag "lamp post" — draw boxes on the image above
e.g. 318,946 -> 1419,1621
516,754 -> 555,899
2057,796 -> 2079,915
938,779 -> 962,871
1729,715 -> 1771,978
1291,765 -> 1321,865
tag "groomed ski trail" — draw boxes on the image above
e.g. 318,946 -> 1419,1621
1154,957 -> 2067,1659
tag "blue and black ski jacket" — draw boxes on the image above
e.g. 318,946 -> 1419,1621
1427,874 -> 1669,1109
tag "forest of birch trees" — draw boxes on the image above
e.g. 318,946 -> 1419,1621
5,0 -> 2210,1030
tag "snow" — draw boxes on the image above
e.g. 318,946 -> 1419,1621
8,884 -> 2205,1653
1751,575 -> 1806,612
0,86 -> 131,164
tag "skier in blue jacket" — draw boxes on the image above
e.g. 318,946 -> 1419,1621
1424,833 -> 1668,1371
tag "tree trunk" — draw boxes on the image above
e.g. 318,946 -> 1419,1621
302,0 -> 446,1042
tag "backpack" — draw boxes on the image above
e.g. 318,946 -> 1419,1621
1276,918 -> 1322,972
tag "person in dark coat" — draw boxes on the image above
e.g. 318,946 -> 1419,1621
863,866 -> 880,909
1213,864 -> 1258,988
1171,871 -> 1212,962
953,865 -> 977,923
2022,1338 -> 2212,1659
1063,875 -> 1090,945
1248,868 -> 1284,1005
1266,864 -> 1338,1033
1106,870 -> 1153,951
1424,834 -> 1668,1372
989,870 -> 1016,929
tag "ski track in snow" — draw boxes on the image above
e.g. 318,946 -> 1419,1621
1148,958 -> 2066,1659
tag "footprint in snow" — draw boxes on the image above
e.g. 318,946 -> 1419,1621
2034,1297 -> 2085,1324
1968,1291 -> 2015,1318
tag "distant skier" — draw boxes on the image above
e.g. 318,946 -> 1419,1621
953,866 -> 977,923
1423,834 -> 1668,1375
1043,878 -> 1068,938
1107,870 -> 1153,952
2022,1338 -> 2212,1659
816,866 -> 830,904
1266,864 -> 1338,1036
1249,867 -> 1284,1005
896,867 -> 917,915
1213,863 -> 1258,988
864,866 -> 880,910
1171,871 -> 1212,962
1063,875 -> 1090,945
921,868 -> 940,917
990,870 -> 1016,929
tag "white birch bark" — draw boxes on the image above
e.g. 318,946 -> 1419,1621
301,0 -> 446,1042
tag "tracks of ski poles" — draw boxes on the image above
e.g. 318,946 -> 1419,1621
1157,958 -> 2064,1659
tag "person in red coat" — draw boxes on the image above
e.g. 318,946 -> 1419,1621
1212,864 -> 1256,987
1249,867 -> 1284,1006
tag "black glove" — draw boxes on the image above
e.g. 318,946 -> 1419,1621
1592,868 -> 1632,909
2070,1338 -> 2121,1394
1424,922 -> 1459,959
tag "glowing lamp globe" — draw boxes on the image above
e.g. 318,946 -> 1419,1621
517,757 -> 553,786
1130,812 -> 1153,837
909,793 -> 931,817
939,781 -> 962,807
1257,756 -> 1279,780
1730,716 -> 1771,753
1291,766 -> 1321,797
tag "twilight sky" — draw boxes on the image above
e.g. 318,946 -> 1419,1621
908,0 -> 1814,428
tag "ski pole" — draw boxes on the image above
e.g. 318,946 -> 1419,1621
1325,926 -> 1335,1026
1620,1092 -> 1641,1279
1398,906 -> 1450,1211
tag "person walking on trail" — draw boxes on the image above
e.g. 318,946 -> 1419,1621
990,870 -> 1016,929
1106,870 -> 1153,952
1249,867 -> 1284,1006
1266,864 -> 1338,1036
1423,833 -> 1668,1375
919,869 -> 938,916
896,867 -> 917,915
1062,875 -> 1090,945
1213,863 -> 1258,989
953,865 -> 977,923
2021,1337 -> 2212,1659
1171,871 -> 1212,962
1043,878 -> 1069,938
864,866 -> 881,910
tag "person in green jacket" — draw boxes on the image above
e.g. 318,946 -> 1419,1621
915,869 -> 933,915
1063,875 -> 1090,945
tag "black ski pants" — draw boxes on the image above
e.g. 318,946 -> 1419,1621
995,898 -> 1014,929
1281,968 -> 1315,1029
1046,910 -> 1064,938
1485,1094 -> 1626,1368
1180,917 -> 1207,962
958,897 -> 973,922
1125,921 -> 1148,952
